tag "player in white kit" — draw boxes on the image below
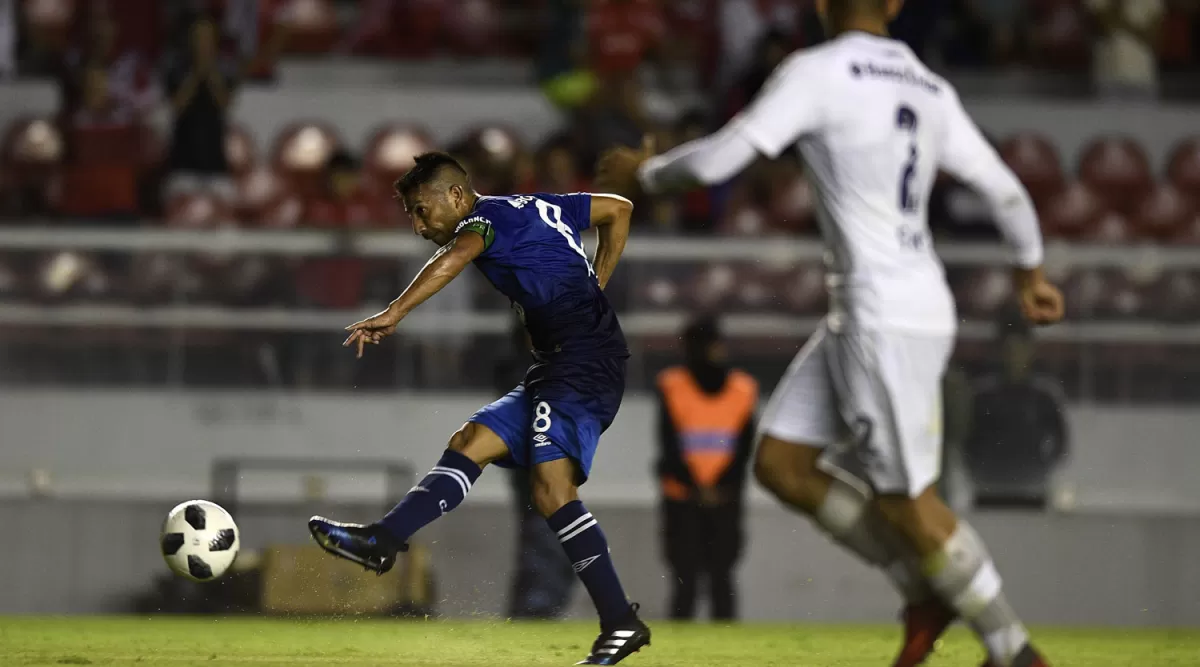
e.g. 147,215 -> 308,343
598,2 -> 1064,666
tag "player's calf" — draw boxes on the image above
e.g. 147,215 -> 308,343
875,490 -> 1042,667
533,458 -> 648,664
309,423 -> 504,573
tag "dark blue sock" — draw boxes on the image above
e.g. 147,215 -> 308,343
546,500 -> 631,626
375,449 -> 481,544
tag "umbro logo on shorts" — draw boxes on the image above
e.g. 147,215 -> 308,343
533,433 -> 553,448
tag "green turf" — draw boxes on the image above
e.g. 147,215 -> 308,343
0,617 -> 1194,667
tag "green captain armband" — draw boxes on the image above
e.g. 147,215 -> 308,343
455,215 -> 495,251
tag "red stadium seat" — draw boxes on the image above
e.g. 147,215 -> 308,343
1028,0 -> 1090,69
1077,136 -> 1154,213
22,0 -> 75,55
1060,268 -> 1109,320
443,0 -> 506,56
1082,210 -> 1132,245
1131,185 -> 1194,241
777,264 -> 827,315
957,267 -> 1013,318
1149,271 -> 1200,321
998,132 -> 1064,206
1166,137 -> 1200,199
277,0 -> 339,54
460,124 -> 523,167
766,168 -> 816,233
256,194 -> 306,229
271,121 -> 343,198
32,250 -> 113,303
164,191 -> 235,230
685,263 -> 738,311
1039,181 -> 1105,239
225,124 -> 258,177
272,121 -> 342,173
364,123 -> 435,188
717,200 -> 768,237
234,166 -> 290,223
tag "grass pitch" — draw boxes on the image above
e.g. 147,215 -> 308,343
1,617 -> 1194,667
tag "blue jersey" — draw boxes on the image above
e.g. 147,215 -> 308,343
454,193 -> 628,360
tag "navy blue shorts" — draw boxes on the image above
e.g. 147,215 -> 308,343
469,356 -> 627,483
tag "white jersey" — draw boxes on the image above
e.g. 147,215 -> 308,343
728,32 -> 1042,335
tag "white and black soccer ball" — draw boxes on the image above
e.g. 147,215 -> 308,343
160,500 -> 240,582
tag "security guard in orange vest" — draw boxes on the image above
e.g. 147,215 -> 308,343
655,315 -> 758,620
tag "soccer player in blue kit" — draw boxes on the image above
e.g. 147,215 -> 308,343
308,150 -> 651,665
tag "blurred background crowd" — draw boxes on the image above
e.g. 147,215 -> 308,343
0,0 -> 1198,393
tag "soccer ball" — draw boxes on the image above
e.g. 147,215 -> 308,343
160,500 -> 240,582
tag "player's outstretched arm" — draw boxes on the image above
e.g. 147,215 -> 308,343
937,91 -> 1064,326
343,233 -> 485,358
590,193 -> 634,290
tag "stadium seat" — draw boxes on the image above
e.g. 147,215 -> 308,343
1077,136 -> 1154,214
766,169 -> 816,233
1039,181 -> 1105,239
1165,137 -> 1200,199
956,267 -> 1013,318
234,166 -> 290,224
777,263 -> 827,315
443,0 -> 506,56
1148,270 -> 1200,322
1082,210 -> 1132,244
21,0 -> 75,56
716,200 -> 768,237
1131,185 -> 1194,241
638,275 -> 681,309
256,195 -> 307,229
164,191 -> 236,230
1028,0 -> 1090,69
277,0 -> 340,55
272,121 -> 343,198
998,132 -> 1064,206
364,123 -> 435,189
225,124 -> 258,177
685,263 -> 738,311
32,250 -> 114,304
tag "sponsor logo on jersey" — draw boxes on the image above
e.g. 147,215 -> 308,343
507,195 -> 534,209
455,216 -> 491,234
849,61 -> 940,94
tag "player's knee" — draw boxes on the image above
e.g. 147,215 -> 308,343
753,436 -> 822,499
873,489 -> 954,555
446,425 -> 472,453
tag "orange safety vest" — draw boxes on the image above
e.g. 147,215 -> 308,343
658,366 -> 758,501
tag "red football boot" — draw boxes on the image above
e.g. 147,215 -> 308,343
982,644 -> 1051,667
891,598 -> 958,667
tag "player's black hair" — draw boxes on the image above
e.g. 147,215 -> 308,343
393,152 -> 470,199
828,0 -> 889,19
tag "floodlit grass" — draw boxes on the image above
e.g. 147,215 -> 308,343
0,616 -> 1194,666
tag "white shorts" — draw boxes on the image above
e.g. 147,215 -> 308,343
759,320 -> 953,497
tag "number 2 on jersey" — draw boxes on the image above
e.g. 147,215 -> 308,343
895,105 -> 920,214
535,199 -> 595,277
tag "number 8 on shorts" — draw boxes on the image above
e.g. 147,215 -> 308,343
533,401 -> 553,433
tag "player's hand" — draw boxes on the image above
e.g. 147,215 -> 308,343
1014,267 -> 1065,326
595,135 -> 656,196
343,309 -> 402,359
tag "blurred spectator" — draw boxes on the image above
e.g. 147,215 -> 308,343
940,0 -> 997,69
965,305 -> 1070,510
536,0 -> 597,110
164,14 -> 239,200
656,315 -> 757,621
586,0 -> 665,91
535,136 -> 588,194
672,110 -> 718,234
1087,0 -> 1164,98
499,321 -> 577,619
715,0 -> 800,96
1159,0 -> 1200,73
722,28 -> 792,122
58,65 -> 149,220
60,2 -> 158,118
